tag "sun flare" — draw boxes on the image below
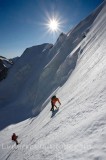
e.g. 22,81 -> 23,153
44,13 -> 64,35
48,19 -> 59,32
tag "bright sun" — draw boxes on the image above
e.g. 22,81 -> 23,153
48,19 -> 59,32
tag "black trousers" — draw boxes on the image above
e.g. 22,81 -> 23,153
51,101 -> 57,111
51,101 -> 54,110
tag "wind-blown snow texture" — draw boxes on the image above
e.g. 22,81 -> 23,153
0,1 -> 106,160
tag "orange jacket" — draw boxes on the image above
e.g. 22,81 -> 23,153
51,98 -> 61,105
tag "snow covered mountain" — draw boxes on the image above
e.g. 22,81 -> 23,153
0,1 -> 106,160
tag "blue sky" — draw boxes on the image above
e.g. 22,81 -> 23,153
0,0 -> 104,58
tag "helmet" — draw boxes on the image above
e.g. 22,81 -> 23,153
51,95 -> 56,100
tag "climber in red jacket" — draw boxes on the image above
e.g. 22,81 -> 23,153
11,133 -> 19,145
50,95 -> 61,111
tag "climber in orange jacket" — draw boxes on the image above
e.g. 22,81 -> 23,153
50,95 -> 61,111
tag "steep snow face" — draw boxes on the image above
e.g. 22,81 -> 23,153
0,43 -> 54,129
0,1 -> 106,160
0,1 -> 105,130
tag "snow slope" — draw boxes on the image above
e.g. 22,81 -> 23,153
0,1 -> 106,160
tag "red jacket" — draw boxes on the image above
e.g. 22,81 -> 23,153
12,134 -> 18,141
51,98 -> 61,105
